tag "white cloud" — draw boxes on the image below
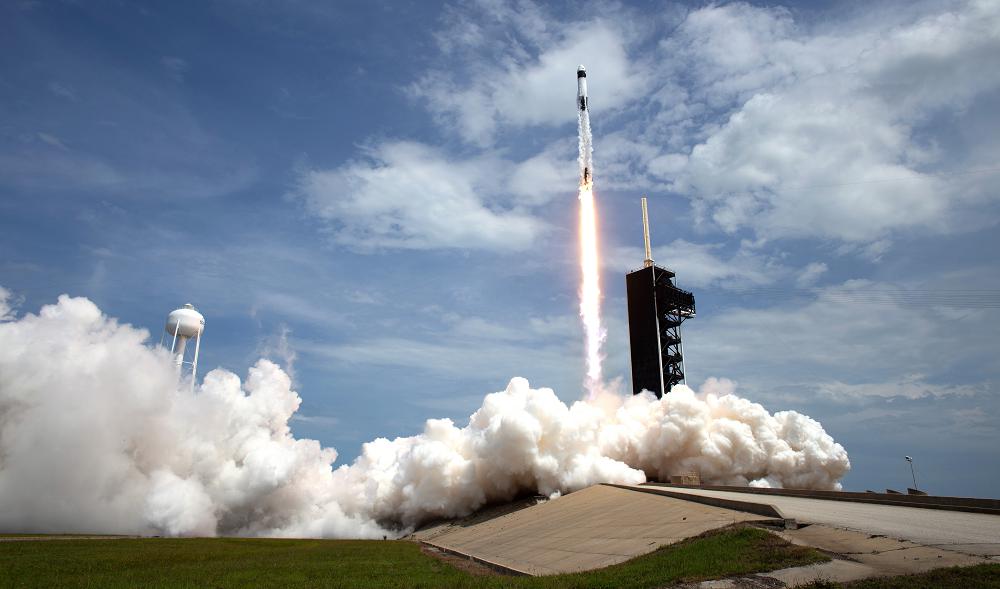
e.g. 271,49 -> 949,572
405,1 -> 1000,248
255,324 -> 298,383
413,7 -> 648,146
607,240 -> 786,289
948,407 -> 995,433
594,133 -> 666,191
815,377 -> 983,401
47,81 -> 77,101
507,143 -> 577,205
319,0 -> 1000,258
661,0 -> 1000,245
0,286 -> 20,321
677,86 -> 948,240
293,141 -> 561,252
290,413 -> 340,427
796,262 -> 828,287
250,292 -> 347,327
343,289 -> 385,306
298,310 -> 584,391
686,279 -> 1000,403
0,149 -> 256,200
161,56 -> 188,82
308,336 -> 561,378
36,132 -> 69,151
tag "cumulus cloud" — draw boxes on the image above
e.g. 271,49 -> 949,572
292,141 -> 564,252
662,0 -> 1000,244
0,292 -> 849,536
508,143 -> 578,205
796,262 -> 828,287
0,286 -> 18,321
608,240 -> 786,289
303,0 -> 1000,258
688,279 -> 1000,403
413,5 -> 649,146
0,293 -> 376,537
400,0 -> 1000,254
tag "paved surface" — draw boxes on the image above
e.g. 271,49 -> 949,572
630,485 -> 1000,558
685,524 -> 992,588
779,525 -> 988,572
416,484 -> 771,575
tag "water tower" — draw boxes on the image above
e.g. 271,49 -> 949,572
164,303 -> 205,389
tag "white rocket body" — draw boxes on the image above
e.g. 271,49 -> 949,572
577,65 -> 592,186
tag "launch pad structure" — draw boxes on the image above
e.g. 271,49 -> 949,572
626,198 -> 696,398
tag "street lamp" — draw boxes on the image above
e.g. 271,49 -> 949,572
904,456 -> 918,490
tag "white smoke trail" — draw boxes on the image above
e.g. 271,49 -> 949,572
0,290 -> 850,537
578,94 -> 605,395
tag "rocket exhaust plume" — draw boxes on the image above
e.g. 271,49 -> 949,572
0,289 -> 850,538
576,65 -> 605,395
0,69 -> 852,544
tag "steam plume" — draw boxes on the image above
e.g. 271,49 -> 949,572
0,290 -> 850,537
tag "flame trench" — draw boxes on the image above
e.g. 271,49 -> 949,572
578,106 -> 604,395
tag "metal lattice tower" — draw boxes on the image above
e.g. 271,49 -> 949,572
625,198 -> 696,397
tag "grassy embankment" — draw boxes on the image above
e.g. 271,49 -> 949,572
0,526 -> 823,589
800,564 -> 1000,589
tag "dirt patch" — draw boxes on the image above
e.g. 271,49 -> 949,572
0,536 -> 134,542
420,544 -> 501,576
409,495 -> 546,541
674,574 -> 788,588
732,575 -> 788,588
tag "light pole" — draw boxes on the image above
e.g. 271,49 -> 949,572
905,456 -> 918,490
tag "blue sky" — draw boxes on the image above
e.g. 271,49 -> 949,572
2,0 -> 999,496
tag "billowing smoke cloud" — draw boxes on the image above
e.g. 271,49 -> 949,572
0,291 -> 849,537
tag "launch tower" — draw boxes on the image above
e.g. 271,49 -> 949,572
625,198 -> 695,398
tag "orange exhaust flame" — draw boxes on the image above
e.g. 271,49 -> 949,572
578,181 -> 604,395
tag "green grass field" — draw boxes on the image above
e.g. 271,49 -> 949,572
0,526 -> 825,588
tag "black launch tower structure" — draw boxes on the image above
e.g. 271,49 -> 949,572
625,199 -> 696,398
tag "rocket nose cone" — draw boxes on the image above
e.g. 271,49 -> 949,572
577,65 -> 586,78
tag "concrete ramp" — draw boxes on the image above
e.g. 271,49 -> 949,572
419,484 -> 773,575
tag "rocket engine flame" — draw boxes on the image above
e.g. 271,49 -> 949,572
577,66 -> 604,395
578,182 -> 604,393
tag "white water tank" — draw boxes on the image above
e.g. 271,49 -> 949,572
164,303 -> 205,389
166,304 -> 204,338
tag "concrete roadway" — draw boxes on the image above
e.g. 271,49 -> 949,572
631,485 -> 1000,558
415,484 -> 772,575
